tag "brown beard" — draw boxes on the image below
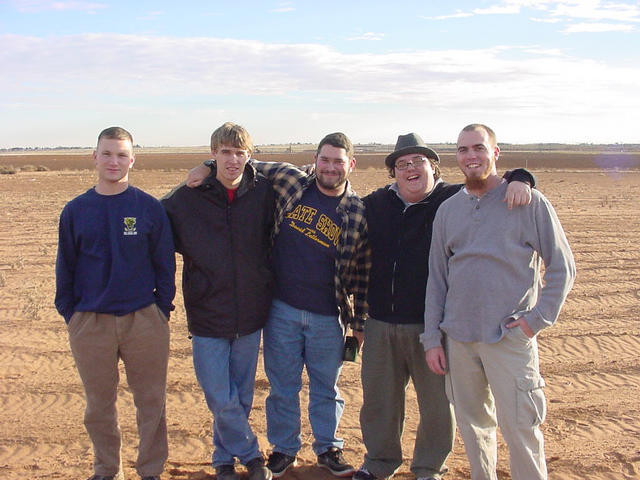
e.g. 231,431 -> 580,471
316,172 -> 346,193
465,176 -> 488,191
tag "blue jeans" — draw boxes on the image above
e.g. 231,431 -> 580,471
264,299 -> 345,456
192,331 -> 261,467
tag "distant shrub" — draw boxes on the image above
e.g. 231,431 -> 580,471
21,164 -> 37,172
36,165 -> 49,171
0,165 -> 18,174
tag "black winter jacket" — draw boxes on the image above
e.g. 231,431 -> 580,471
363,170 -> 535,325
364,182 -> 462,325
162,163 -> 275,338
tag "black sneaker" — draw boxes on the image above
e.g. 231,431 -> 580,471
353,468 -> 379,480
317,447 -> 355,477
246,457 -> 273,480
215,464 -> 239,480
266,452 -> 296,478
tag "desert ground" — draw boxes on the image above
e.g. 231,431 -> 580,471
0,151 -> 639,479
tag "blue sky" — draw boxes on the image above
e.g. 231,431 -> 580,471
1,0 -> 639,148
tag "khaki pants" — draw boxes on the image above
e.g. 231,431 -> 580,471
360,318 -> 454,479
68,304 -> 170,478
446,329 -> 547,480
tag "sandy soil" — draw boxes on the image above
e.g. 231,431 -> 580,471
0,163 -> 638,480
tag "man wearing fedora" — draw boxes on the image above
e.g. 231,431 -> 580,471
354,133 -> 534,480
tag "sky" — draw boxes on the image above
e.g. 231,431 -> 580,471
1,0 -> 640,148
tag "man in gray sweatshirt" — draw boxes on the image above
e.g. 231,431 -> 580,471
421,124 -> 576,480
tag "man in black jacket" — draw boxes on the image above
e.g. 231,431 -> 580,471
353,133 -> 534,480
162,123 -> 274,480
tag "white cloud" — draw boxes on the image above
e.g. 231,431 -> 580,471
530,16 -> 562,22
428,1 -> 640,24
521,46 -> 565,55
347,32 -> 385,41
549,0 -> 640,22
473,4 -> 522,15
422,11 -> 473,20
271,1 -> 294,13
562,22 -> 635,32
1,33 -> 636,107
1,33 -> 639,145
9,0 -> 106,12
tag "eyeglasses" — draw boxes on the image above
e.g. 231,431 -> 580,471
395,157 -> 428,170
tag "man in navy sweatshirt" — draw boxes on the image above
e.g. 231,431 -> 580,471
55,126 -> 176,480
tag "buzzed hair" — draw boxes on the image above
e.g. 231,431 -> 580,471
97,126 -> 133,148
210,122 -> 254,153
317,132 -> 354,158
460,123 -> 497,147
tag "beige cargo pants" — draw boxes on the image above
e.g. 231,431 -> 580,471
445,328 -> 547,480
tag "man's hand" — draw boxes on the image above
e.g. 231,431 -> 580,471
506,316 -> 535,338
426,346 -> 447,375
504,181 -> 532,210
186,164 -> 211,188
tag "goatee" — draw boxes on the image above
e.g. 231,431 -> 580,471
465,176 -> 488,191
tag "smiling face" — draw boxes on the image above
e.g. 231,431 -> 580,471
93,137 -> 135,194
456,127 -> 501,194
394,153 -> 435,203
314,144 -> 356,196
212,143 -> 249,189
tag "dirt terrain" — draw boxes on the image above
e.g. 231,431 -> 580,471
0,154 -> 639,479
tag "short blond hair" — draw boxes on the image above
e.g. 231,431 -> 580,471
210,122 -> 253,153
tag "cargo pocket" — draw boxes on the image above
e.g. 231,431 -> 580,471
517,375 -> 546,426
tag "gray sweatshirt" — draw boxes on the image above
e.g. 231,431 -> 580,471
421,181 -> 576,351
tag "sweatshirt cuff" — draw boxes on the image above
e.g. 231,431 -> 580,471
420,330 -> 443,351
517,308 -> 550,335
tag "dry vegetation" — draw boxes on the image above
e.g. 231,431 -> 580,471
0,152 -> 639,480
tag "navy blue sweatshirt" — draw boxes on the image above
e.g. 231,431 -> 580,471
55,186 -> 176,323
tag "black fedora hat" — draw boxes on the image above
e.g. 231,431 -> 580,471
385,133 -> 440,169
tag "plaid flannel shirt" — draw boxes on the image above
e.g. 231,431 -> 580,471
249,159 -> 370,330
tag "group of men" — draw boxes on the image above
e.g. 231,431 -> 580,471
55,122 -> 575,480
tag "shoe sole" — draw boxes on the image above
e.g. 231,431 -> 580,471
317,462 -> 356,478
269,459 -> 297,478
